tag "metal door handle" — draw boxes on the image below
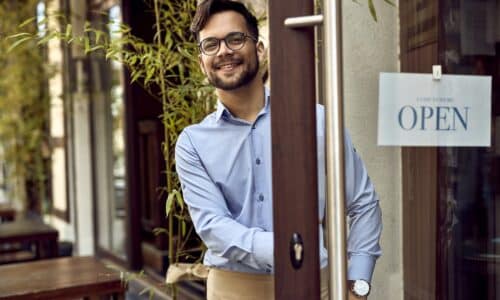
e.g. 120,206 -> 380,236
284,15 -> 324,28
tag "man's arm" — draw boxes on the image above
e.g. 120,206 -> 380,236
344,132 -> 382,283
175,130 -> 273,271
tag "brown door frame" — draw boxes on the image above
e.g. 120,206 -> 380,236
269,1 -> 321,299
400,1 -> 440,299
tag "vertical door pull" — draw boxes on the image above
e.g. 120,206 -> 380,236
290,233 -> 304,269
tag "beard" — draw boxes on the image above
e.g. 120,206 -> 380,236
206,50 -> 259,91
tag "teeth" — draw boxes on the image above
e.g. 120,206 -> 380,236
220,64 -> 236,70
218,62 -> 238,69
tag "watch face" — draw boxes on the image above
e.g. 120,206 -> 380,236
353,280 -> 370,296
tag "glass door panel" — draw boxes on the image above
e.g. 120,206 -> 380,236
91,2 -> 128,260
438,1 -> 500,299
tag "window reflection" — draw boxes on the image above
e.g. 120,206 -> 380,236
439,1 -> 500,298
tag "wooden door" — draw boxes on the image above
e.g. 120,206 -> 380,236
269,1 -> 321,299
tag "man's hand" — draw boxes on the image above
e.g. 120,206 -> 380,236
348,290 -> 367,300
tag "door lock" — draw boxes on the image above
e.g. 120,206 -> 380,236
290,232 -> 304,269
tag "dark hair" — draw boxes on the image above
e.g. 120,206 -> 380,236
190,0 -> 259,42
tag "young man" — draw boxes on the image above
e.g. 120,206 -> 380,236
175,0 -> 382,299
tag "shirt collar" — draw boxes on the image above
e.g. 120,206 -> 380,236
215,87 -> 271,123
215,100 -> 229,122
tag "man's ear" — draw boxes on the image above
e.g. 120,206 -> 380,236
256,41 -> 265,62
198,54 -> 207,76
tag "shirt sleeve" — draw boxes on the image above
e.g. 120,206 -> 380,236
175,130 -> 273,271
344,131 -> 383,282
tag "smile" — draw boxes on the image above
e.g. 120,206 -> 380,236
215,60 -> 242,70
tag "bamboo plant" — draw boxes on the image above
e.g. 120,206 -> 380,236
0,0 -> 51,213
8,0 -> 213,273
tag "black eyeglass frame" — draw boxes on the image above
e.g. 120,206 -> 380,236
198,32 -> 258,56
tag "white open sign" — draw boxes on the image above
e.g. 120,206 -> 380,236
378,72 -> 492,147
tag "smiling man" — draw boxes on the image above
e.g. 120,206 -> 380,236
174,1 -> 382,299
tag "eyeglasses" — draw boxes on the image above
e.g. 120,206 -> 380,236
198,32 -> 257,56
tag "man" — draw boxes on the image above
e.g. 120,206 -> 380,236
175,0 -> 382,299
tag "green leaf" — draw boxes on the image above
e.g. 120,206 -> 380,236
383,0 -> 396,7
174,189 -> 184,211
36,31 -> 57,45
145,66 -> 155,84
95,30 -> 103,44
65,24 -> 72,39
105,49 -> 117,60
181,220 -> 186,237
89,45 -> 105,52
6,32 -> 32,40
84,37 -> 91,53
131,70 -> 142,83
368,0 -> 378,22
84,21 -> 91,32
152,227 -> 168,236
166,191 -> 175,217
7,36 -> 32,53
18,17 -> 37,28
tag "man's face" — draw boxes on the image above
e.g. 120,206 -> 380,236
198,11 -> 263,91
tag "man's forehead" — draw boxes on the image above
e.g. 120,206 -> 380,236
199,11 -> 248,39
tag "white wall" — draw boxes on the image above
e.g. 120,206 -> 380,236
342,1 -> 403,299
72,82 -> 95,256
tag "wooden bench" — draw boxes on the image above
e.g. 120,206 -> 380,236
0,256 -> 126,299
0,219 -> 58,264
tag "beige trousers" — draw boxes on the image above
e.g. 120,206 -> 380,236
206,268 -> 329,300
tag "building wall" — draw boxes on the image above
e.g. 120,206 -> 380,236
44,0 -> 76,246
342,0 -> 402,299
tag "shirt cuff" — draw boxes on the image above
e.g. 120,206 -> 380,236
253,231 -> 274,270
347,255 -> 376,282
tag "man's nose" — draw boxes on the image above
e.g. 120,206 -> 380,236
216,41 -> 234,56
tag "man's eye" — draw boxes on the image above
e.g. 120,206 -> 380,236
227,35 -> 244,45
203,39 -> 218,51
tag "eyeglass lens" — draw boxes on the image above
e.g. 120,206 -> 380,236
200,32 -> 249,55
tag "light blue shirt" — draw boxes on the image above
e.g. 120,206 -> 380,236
175,88 -> 382,282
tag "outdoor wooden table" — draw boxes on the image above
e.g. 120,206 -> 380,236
0,219 -> 58,261
0,205 -> 15,223
0,256 -> 126,299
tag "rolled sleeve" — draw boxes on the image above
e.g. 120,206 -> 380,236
253,231 -> 274,270
343,131 -> 382,282
348,255 -> 376,282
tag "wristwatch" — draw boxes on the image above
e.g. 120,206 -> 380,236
349,279 -> 371,297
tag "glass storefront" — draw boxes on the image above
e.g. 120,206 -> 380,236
439,1 -> 500,298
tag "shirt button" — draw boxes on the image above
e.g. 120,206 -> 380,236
256,158 -> 261,165
258,194 -> 264,202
